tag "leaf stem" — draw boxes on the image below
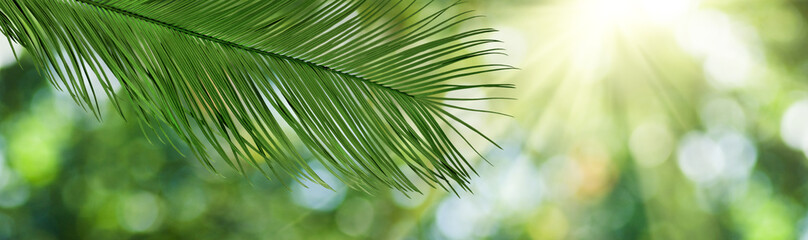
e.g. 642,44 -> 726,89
72,0 -> 417,99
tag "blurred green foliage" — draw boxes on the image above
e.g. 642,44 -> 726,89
5,0 -> 808,239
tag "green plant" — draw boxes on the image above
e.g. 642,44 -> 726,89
0,0 -> 510,193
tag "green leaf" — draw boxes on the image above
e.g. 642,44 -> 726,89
0,0 -> 513,193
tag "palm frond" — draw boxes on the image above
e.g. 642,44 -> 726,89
0,0 -> 513,193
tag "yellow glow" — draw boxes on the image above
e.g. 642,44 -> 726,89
578,0 -> 698,29
527,0 -> 702,87
642,0 -> 697,24
518,0 -> 707,150
590,0 -> 636,26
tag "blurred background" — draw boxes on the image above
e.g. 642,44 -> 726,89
2,0 -> 808,239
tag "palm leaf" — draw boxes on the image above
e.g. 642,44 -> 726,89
0,0 -> 512,193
